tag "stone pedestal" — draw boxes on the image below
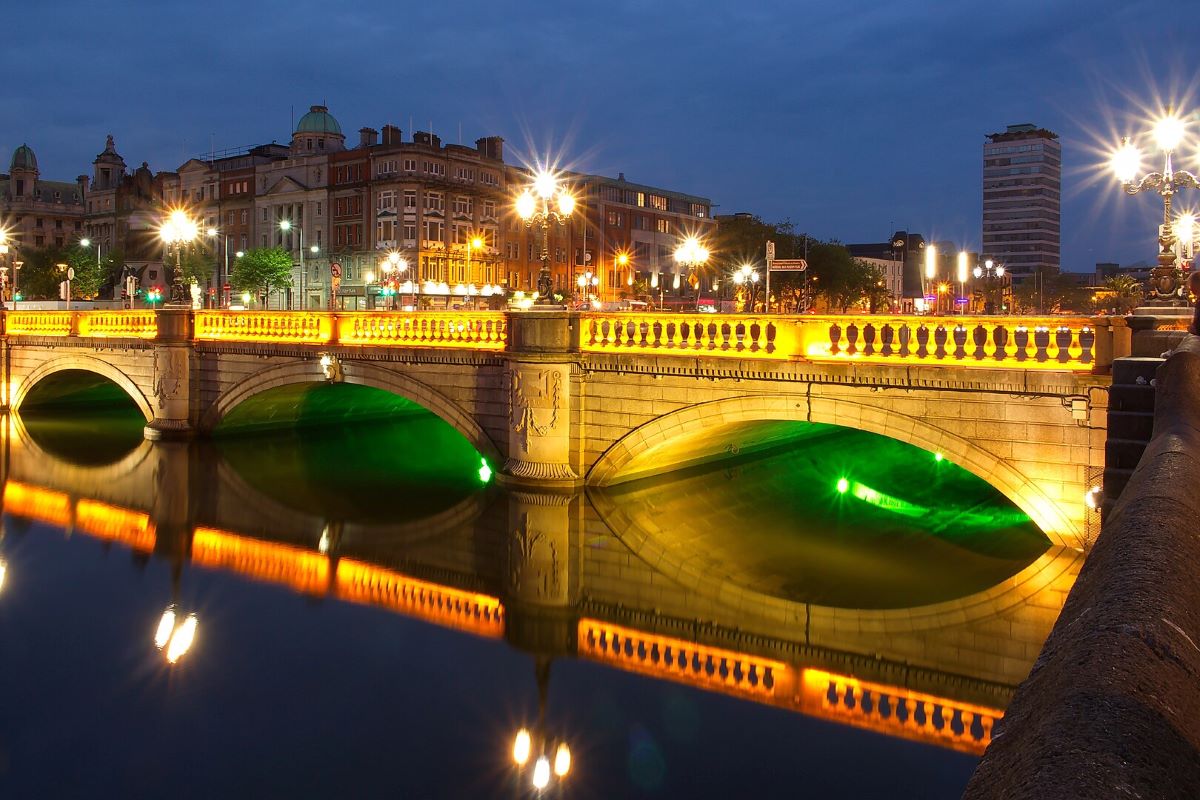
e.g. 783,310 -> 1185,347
503,490 -> 578,657
499,310 -> 581,489
144,308 -> 195,441
1128,307 -> 1192,358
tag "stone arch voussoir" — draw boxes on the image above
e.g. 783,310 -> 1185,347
588,394 -> 1078,547
202,358 -> 501,464
12,354 -> 154,422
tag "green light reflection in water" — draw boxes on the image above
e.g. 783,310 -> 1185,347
594,422 -> 1050,609
214,383 -> 487,524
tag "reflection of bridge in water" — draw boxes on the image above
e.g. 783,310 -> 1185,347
0,414 -> 1080,756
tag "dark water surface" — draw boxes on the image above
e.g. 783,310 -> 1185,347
0,382 -> 1069,798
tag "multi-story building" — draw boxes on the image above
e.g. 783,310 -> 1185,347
982,123 -> 1061,285
0,144 -> 87,253
847,230 -> 928,313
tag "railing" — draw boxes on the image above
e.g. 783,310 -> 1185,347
192,527 -> 332,595
76,310 -> 158,339
2,309 -> 1115,371
581,313 -> 793,359
578,618 -> 1001,756
193,311 -> 333,344
4,311 -> 75,337
793,315 -> 1099,372
581,312 -> 1110,372
578,618 -> 785,699
799,668 -> 999,756
336,312 -> 507,350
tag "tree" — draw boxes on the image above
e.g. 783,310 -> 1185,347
229,247 -> 292,303
178,249 -> 216,286
1098,275 -> 1143,314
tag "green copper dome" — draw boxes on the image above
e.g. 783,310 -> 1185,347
295,105 -> 342,136
10,143 -> 37,171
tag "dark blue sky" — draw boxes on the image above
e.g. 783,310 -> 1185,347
2,0 -> 1195,270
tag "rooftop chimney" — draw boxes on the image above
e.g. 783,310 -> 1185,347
414,131 -> 441,149
359,127 -> 379,148
381,125 -> 402,146
475,136 -> 504,161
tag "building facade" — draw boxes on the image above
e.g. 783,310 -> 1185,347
0,144 -> 87,252
982,124 -> 1061,285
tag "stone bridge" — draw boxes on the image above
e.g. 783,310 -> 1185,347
0,307 -> 1127,548
0,417 -> 1082,757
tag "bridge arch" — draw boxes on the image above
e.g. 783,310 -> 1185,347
202,359 -> 502,465
11,355 -> 154,422
587,394 -> 1078,547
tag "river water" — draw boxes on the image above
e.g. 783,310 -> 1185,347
0,379 -> 1078,798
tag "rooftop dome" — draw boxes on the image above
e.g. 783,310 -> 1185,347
295,105 -> 342,136
10,143 -> 37,171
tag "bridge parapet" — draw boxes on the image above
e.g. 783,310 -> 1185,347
1,309 -> 1126,372
581,312 -> 1127,373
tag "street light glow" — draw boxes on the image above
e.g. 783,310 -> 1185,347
279,219 -> 292,232
533,170 -> 556,199
513,729 -> 532,766
470,236 -> 484,249
957,251 -> 968,284
532,756 -> 551,790
515,190 -> 536,220
165,614 -> 198,664
80,237 -> 91,247
1153,113 -> 1186,152
1112,139 -> 1142,183
1175,213 -> 1196,246
155,607 -> 177,650
556,191 -> 575,216
836,477 -> 850,494
554,742 -> 571,777
925,243 -> 937,280
160,209 -> 200,244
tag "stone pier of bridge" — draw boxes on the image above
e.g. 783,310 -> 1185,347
0,307 -> 1125,548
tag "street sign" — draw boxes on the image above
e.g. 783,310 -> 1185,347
765,241 -> 776,262
67,267 -> 75,280
331,262 -> 342,278
768,259 -> 807,272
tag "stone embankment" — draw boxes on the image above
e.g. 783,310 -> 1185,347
964,333 -> 1200,799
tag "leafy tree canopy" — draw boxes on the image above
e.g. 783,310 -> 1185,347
228,247 -> 293,296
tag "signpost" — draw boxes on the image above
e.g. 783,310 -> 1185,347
768,259 -> 808,271
765,241 -> 775,312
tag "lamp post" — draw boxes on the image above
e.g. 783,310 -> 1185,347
972,259 -> 1007,314
159,209 -> 200,307
382,251 -> 407,310
466,235 -> 484,308
12,259 -> 22,307
280,218 -> 317,310
0,231 -> 9,310
923,243 -> 938,314
515,170 -> 575,307
733,263 -> 760,312
206,227 -> 228,309
673,236 -> 710,311
1112,107 -> 1199,304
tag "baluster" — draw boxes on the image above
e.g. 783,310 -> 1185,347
862,323 -> 877,356
1079,325 -> 1094,364
915,324 -> 930,359
829,323 -> 842,356
845,323 -> 859,356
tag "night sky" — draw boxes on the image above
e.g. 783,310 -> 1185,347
2,0 -> 1195,270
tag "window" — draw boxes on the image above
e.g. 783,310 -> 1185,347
455,167 -> 475,182
262,208 -> 268,222
483,200 -> 496,219
35,218 -> 43,228
656,219 -> 670,234
404,159 -> 417,172
377,190 -> 396,211
376,159 -> 398,177
316,202 -> 322,217
307,138 -> 314,149
425,191 -> 444,212
241,210 -> 248,224
377,219 -> 395,242
637,192 -> 645,207
649,194 -> 668,211
403,223 -> 416,241
423,219 -> 444,242
481,172 -> 499,187
403,190 -> 417,209
606,211 -> 623,226
453,195 -> 472,216
424,161 -> 446,177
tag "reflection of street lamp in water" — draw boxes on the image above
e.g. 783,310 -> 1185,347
154,604 -> 198,664
511,657 -> 571,793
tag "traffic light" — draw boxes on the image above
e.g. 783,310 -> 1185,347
59,281 -> 69,301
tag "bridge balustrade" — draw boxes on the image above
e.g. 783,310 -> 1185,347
336,311 -> 507,349
581,312 -> 1105,372
1,309 -> 1118,371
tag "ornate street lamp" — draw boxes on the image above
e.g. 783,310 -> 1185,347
159,209 -> 200,306
673,236 -> 710,311
515,170 -> 575,306
973,259 -> 1007,314
1112,107 -> 1199,304
732,263 -> 760,312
